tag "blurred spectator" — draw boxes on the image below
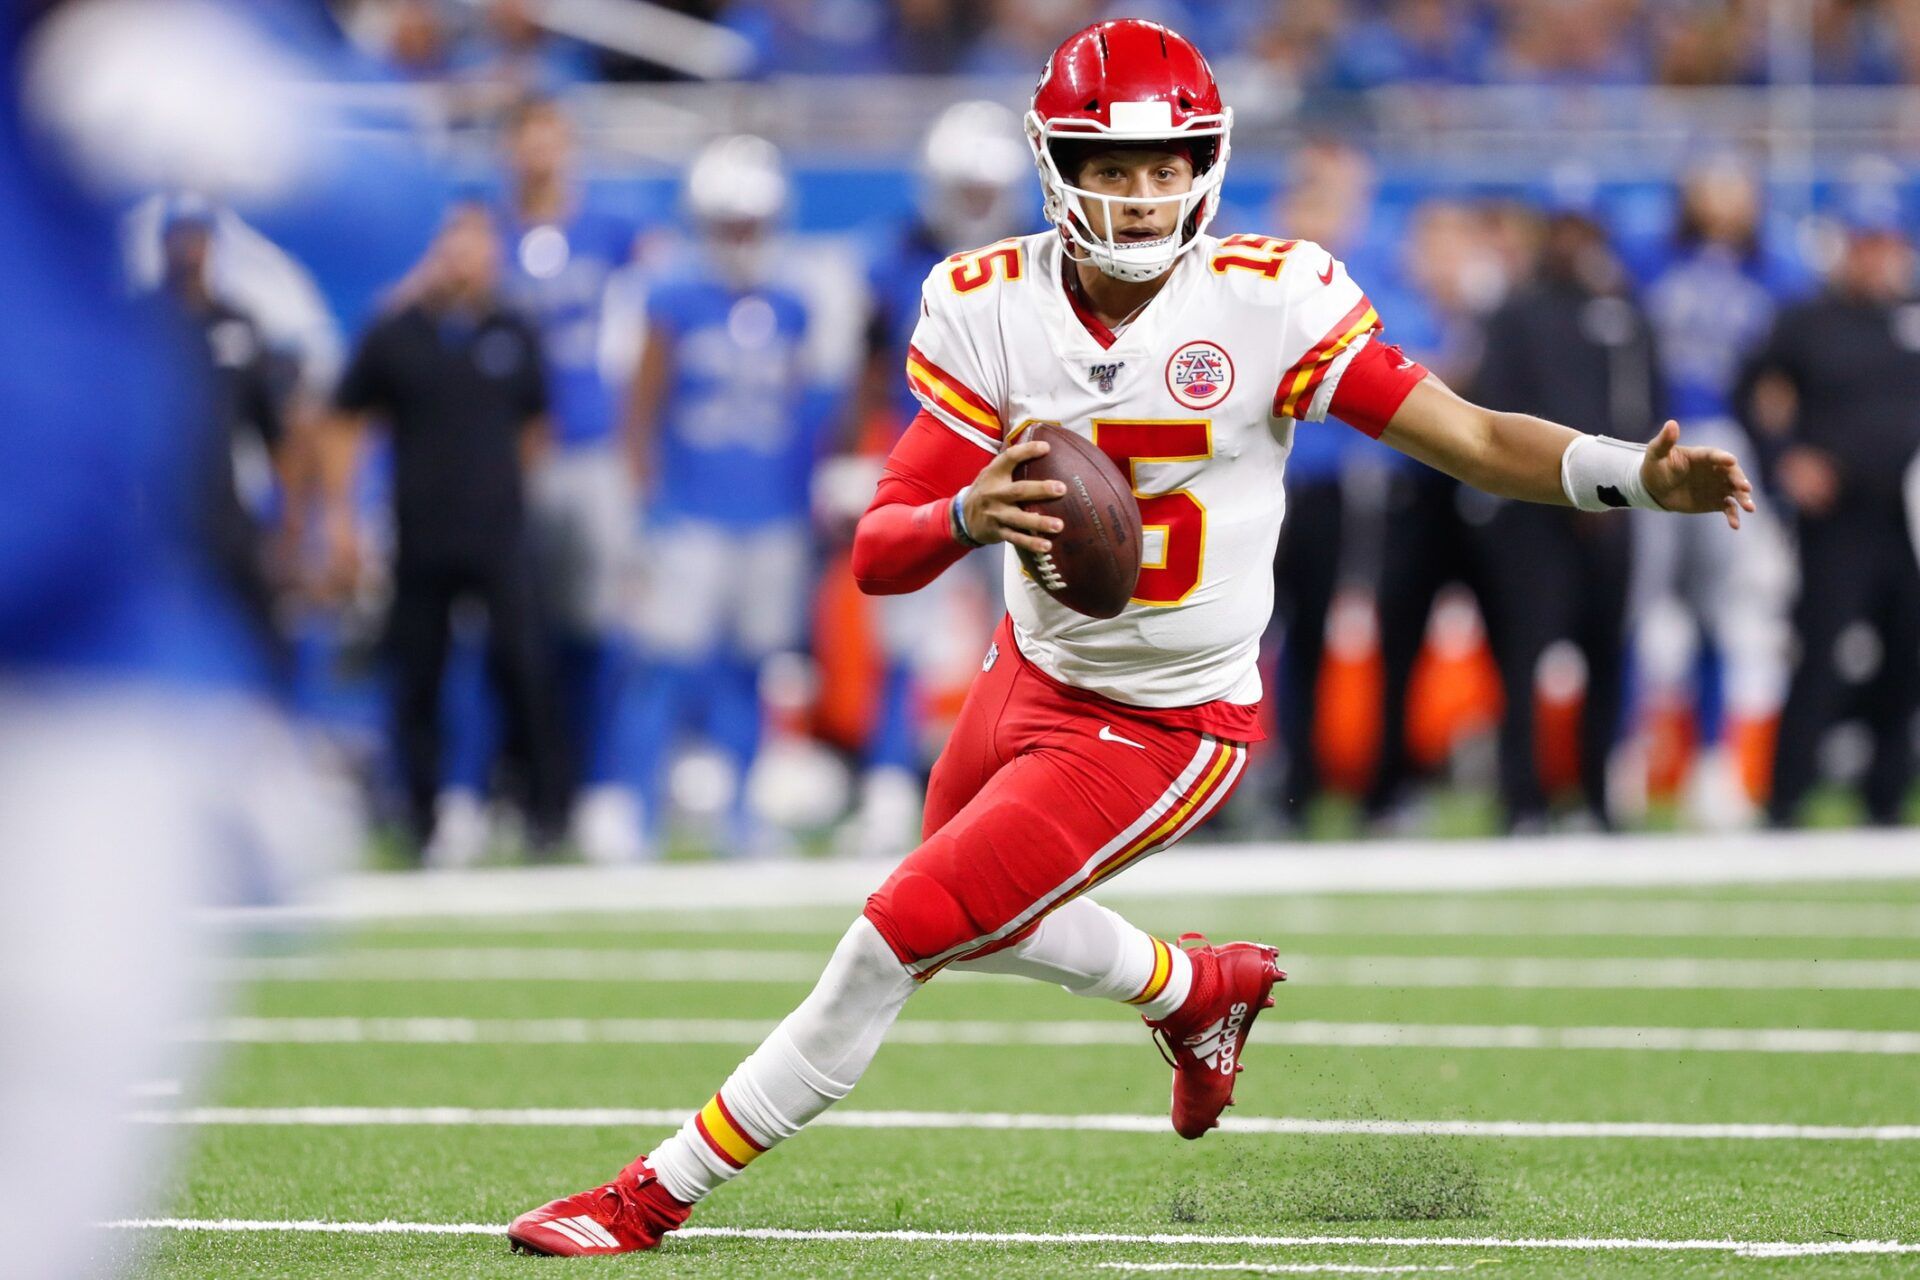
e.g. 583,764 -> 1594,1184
960,0 -> 1098,74
152,195 -> 298,654
626,136 -> 816,858
1471,208 -> 1661,830
1653,2 -> 1755,87
726,0 -> 904,75
1802,0 -> 1902,84
458,0 -> 598,93
834,99 -> 1028,857
1740,200 -> 1920,827
494,96 -> 647,863
1238,0 -> 1347,111
1485,0 -> 1648,86
1364,197 -> 1513,826
320,204 -> 568,858
352,0 -> 455,79
1634,158 -> 1791,826
1327,0 -> 1492,89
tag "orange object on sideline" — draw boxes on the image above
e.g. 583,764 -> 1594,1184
1730,714 -> 1778,805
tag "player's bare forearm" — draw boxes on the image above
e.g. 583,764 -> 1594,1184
1378,373 -> 1756,527
621,328 -> 671,489
316,412 -> 368,520
1379,375 -> 1576,506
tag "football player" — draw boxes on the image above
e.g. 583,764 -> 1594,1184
495,95 -> 648,863
510,21 -> 1754,1255
623,135 -> 815,859
1634,158 -> 1792,825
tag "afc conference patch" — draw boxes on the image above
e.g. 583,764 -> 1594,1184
1165,339 -> 1234,410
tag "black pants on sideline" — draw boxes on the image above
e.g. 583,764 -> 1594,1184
1366,471 -> 1500,817
1273,479 -> 1343,817
387,544 -> 569,847
1472,503 -> 1631,829
1770,505 -> 1920,826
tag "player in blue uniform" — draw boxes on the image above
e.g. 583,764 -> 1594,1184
1634,158 -> 1793,824
626,135 -> 817,857
0,2 -> 343,1268
837,100 -> 1030,857
487,95 -> 648,862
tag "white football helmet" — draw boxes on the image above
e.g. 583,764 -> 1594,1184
684,134 -> 788,283
918,100 -> 1030,253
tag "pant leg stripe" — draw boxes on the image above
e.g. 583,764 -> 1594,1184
1087,741 -> 1235,885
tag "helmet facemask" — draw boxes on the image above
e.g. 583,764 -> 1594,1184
1026,109 -> 1231,284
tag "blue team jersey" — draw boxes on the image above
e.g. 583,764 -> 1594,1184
865,220 -> 946,428
646,265 -> 813,527
0,84 -> 262,688
496,199 -> 638,448
1645,244 -> 1777,422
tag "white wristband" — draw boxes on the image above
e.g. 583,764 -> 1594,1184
1560,434 -> 1662,512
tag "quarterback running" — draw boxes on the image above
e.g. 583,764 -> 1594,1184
508,20 -> 1754,1256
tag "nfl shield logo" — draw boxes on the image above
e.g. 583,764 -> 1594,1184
1089,362 -> 1123,394
1165,339 -> 1235,409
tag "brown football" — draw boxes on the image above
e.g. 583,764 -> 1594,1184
1011,424 -> 1143,619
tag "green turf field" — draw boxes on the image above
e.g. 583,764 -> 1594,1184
109,872 -> 1920,1278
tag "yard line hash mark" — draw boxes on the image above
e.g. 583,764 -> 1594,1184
127,1107 -> 1920,1142
100,1220 -> 1920,1256
224,949 -> 1920,989
193,1016 -> 1920,1056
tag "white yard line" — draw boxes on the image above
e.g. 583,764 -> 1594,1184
1100,1265 -> 1457,1275
100,1219 -> 1920,1256
125,1107 -> 1920,1141
204,830 -> 1920,924
223,948 -> 1920,990
195,1016 -> 1920,1056
338,898 -> 1920,940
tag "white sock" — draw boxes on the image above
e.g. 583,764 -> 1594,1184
950,897 -> 1192,1021
648,916 -> 916,1203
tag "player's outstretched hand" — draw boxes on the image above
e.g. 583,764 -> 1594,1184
962,439 -> 1069,554
1640,420 -> 1758,530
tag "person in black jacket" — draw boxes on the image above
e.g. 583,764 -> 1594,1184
1739,208 -> 1920,826
1469,210 -> 1663,830
319,203 -> 568,856
157,196 -> 295,652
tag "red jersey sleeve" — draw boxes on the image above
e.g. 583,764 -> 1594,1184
850,410 -> 990,595
1327,338 -> 1429,439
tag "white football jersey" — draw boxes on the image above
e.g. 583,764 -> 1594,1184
905,230 -> 1381,711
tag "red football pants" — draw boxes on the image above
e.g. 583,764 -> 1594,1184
863,618 -> 1251,979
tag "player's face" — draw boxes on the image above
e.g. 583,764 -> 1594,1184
510,107 -> 572,187
162,224 -> 211,284
436,209 -> 502,298
1071,149 -> 1194,244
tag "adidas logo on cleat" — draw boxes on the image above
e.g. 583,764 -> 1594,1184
1185,1001 -> 1249,1075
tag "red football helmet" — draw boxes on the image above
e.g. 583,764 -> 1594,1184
1026,20 -> 1232,282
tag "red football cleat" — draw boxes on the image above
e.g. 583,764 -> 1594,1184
1146,935 -> 1286,1139
506,1155 -> 692,1256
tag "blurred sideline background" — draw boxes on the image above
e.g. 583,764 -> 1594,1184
25,0 -> 1920,871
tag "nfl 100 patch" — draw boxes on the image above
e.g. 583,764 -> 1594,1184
1165,339 -> 1234,410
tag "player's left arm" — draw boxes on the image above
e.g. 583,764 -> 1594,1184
1378,373 -> 1758,529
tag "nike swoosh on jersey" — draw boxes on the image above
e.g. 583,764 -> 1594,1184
1317,259 -> 1335,285
1099,725 -> 1148,750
